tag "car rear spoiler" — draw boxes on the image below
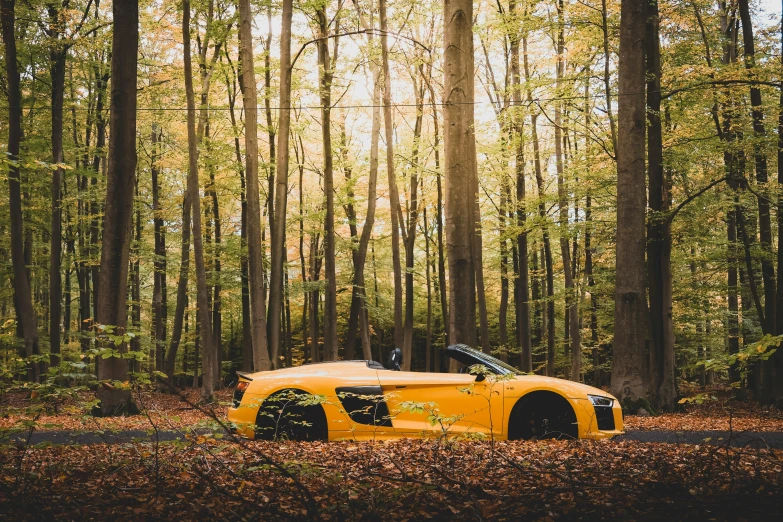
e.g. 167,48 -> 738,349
236,371 -> 255,381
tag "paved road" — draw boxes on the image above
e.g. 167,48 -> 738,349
2,429 -> 783,448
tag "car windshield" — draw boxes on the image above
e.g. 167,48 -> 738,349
446,344 -> 521,376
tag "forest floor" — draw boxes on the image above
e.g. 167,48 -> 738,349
1,387 -> 783,520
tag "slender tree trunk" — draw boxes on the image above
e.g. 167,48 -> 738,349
601,0 -> 617,153
523,34 -> 554,376
209,157 -> 222,387
1,0 -> 40,382
49,40 -> 66,370
443,0 -> 478,365
239,0 -> 271,371
268,0 -> 293,366
426,76 -> 449,349
380,0 -> 404,350
183,0 -> 215,401
611,0 -> 649,406
401,66 -> 424,369
151,125 -> 167,375
317,5 -> 339,361
509,0 -> 531,371
553,0 -> 580,381
424,206 -> 433,371
95,0 -> 138,414
131,177 -> 142,372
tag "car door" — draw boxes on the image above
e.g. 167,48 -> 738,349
375,370 -> 504,438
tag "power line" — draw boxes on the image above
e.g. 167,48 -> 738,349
0,90 -> 671,113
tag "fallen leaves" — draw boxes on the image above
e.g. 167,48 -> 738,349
1,436 -> 782,521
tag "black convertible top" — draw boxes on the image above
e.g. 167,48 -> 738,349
444,344 -> 521,375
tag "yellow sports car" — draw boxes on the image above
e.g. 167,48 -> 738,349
227,344 -> 624,441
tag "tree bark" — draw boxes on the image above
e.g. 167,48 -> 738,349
509,0 -> 531,372
1,0 -> 41,382
318,4 -> 338,361
523,34 -> 555,376
645,0 -> 676,410
151,124 -> 167,375
380,0 -> 404,351
738,0 -> 775,337
239,0 -> 271,371
611,0 -> 649,406
183,0 -> 215,401
553,0 -> 580,381
268,0 -> 293,367
48,23 -> 67,370
95,0 -> 138,414
443,0 -> 478,363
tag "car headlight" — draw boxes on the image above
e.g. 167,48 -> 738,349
588,395 -> 614,407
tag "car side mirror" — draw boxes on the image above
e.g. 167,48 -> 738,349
475,373 -> 485,382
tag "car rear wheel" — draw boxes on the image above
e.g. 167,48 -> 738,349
254,389 -> 328,441
508,391 -> 578,440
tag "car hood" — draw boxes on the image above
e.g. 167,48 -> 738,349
510,374 -> 617,400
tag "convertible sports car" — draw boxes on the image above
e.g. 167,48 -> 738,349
227,344 -> 624,441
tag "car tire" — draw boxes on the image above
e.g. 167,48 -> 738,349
254,388 -> 328,441
508,391 -> 578,440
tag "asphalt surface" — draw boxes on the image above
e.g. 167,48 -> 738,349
2,429 -> 783,448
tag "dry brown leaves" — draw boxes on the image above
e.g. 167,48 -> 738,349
1,436 -> 781,521
624,400 -> 783,432
0,388 -> 232,433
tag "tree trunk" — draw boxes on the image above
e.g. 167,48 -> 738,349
183,0 -> 215,401
95,0 -> 138,414
151,125 -> 167,375
645,0 -> 676,410
601,0 -> 617,153
49,38 -> 66,370
611,0 -> 649,407
773,8 -> 783,403
738,0 -> 774,337
401,65 -> 424,369
426,75 -> 449,350
239,0 -> 271,371
443,0 -> 478,364
317,5 -> 338,361
1,0 -> 40,382
509,0 -> 531,371
553,0 -> 580,381
380,0 -> 404,351
523,34 -> 554,376
268,0 -> 293,367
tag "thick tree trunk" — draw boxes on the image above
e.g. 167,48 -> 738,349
95,0 -> 138,414
239,0 -> 271,371
183,0 -> 215,401
738,0 -> 775,337
380,0 -> 404,350
773,9 -> 783,403
268,0 -> 293,366
611,0 -> 649,407
1,0 -> 40,382
443,0 -> 478,364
